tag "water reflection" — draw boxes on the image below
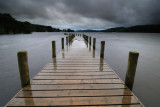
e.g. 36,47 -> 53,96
69,40 -> 74,46
66,45 -> 68,52
92,50 -> 95,58
53,57 -> 57,70
25,93 -> 35,106
69,41 -> 71,46
23,86 -> 35,106
84,40 -> 88,48
89,45 -> 91,52
99,58 -> 104,71
62,49 -> 65,58
122,89 -> 132,106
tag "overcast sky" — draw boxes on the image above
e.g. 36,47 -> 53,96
0,0 -> 160,30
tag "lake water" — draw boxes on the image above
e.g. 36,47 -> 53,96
0,32 -> 160,106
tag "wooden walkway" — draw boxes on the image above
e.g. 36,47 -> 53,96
6,36 -> 144,106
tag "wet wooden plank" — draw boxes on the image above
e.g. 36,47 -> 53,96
45,64 -> 109,67
54,58 -> 100,60
51,58 -> 105,60
50,59 -> 103,61
17,89 -> 132,98
41,69 -> 113,72
43,68 -> 110,71
37,72 -> 115,76
31,79 -> 122,85
44,66 -> 109,70
33,75 -> 118,80
49,60 -> 106,63
7,96 -> 139,106
23,84 -> 126,90
47,63 -> 108,65
55,57 -> 101,59
48,62 -> 108,65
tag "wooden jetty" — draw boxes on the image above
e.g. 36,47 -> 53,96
6,35 -> 144,106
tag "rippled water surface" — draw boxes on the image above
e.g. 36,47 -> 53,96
0,32 -> 160,106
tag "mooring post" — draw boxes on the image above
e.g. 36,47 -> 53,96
73,34 -> 75,40
100,41 -> 105,58
70,35 -> 72,41
125,51 -> 139,90
89,36 -> 91,45
86,36 -> 88,43
61,38 -> 64,49
93,38 -> 96,50
71,35 -> 72,41
66,37 -> 68,45
17,51 -> 30,88
52,41 -> 56,58
68,36 -> 70,42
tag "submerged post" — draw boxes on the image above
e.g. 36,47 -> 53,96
125,51 -> 139,90
17,51 -> 30,88
100,41 -> 105,58
61,38 -> 64,49
52,41 -> 56,58
66,37 -> 68,45
89,36 -> 91,45
93,38 -> 96,50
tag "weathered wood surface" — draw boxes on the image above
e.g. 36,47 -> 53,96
6,36 -> 144,106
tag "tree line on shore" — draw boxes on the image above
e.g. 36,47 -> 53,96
77,25 -> 160,33
101,25 -> 160,33
0,13 -> 74,34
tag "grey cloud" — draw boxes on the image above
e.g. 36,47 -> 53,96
0,0 -> 160,29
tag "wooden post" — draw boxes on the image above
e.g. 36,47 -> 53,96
70,36 -> 71,42
52,41 -> 56,58
17,51 -> 30,88
100,41 -> 105,58
66,37 -> 68,45
89,36 -> 91,45
62,38 -> 64,49
93,38 -> 96,50
86,36 -> 88,43
89,45 -> 91,52
125,51 -> 139,90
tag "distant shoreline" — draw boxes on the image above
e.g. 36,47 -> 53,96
77,24 -> 160,33
1,13 -> 160,34
0,13 -> 74,35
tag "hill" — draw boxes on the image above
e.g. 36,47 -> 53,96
76,25 -> 160,33
102,25 -> 160,33
0,13 -> 74,34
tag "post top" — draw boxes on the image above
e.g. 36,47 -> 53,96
129,51 -> 139,55
17,51 -> 27,54
101,41 -> 105,44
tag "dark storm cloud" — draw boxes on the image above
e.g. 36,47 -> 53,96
0,0 -> 160,29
